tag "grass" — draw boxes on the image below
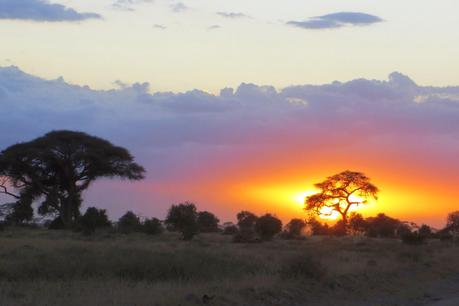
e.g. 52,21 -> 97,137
0,228 -> 458,305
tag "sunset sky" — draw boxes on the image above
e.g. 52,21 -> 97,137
1,0 -> 459,227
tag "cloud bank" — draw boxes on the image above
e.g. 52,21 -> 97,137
0,66 -> 458,224
0,0 -> 101,22
287,12 -> 383,30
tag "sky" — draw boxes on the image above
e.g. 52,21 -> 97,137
0,0 -> 458,227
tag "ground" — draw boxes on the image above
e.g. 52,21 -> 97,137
0,228 -> 458,306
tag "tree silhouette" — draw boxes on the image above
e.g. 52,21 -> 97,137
285,218 -> 306,238
255,214 -> 282,240
165,202 -> 199,240
0,130 -> 145,228
197,211 -> 220,232
305,171 -> 378,229
446,211 -> 459,233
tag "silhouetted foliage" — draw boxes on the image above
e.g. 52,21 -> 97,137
143,218 -> 163,235
418,224 -> 432,238
165,202 -> 199,240
330,220 -> 347,236
118,211 -> 142,233
222,222 -> 238,235
48,217 -> 65,230
237,211 -> 258,228
0,131 -> 145,228
348,213 -> 367,235
5,199 -> 33,224
197,211 -> 220,233
79,207 -> 111,234
401,231 -> 426,245
305,171 -> 378,231
307,217 -> 330,236
365,213 -> 401,238
255,214 -> 282,240
233,210 -> 258,242
284,218 -> 306,239
446,211 -> 459,233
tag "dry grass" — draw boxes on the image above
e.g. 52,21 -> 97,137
0,228 -> 458,305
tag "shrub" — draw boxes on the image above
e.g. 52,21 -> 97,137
48,217 -> 65,230
307,217 -> 330,235
401,231 -> 426,245
143,218 -> 163,235
365,213 -> 401,238
284,218 -> 306,238
118,211 -> 142,233
330,220 -> 347,236
418,224 -> 432,238
197,211 -> 220,233
222,222 -> 238,235
446,211 -> 459,233
165,202 -> 199,240
348,213 -> 367,234
255,214 -> 282,241
232,227 -> 257,243
5,200 -> 33,224
79,207 -> 111,234
236,211 -> 258,228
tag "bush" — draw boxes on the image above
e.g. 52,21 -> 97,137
197,211 -> 220,233
236,211 -> 258,228
307,217 -> 330,236
401,231 -> 426,245
284,219 -> 306,238
232,227 -> 258,243
222,222 -> 238,235
143,218 -> 163,235
118,211 -> 142,233
165,202 -> 199,240
79,207 -> 111,234
365,213 -> 401,238
255,214 -> 282,241
5,200 -> 33,224
48,217 -> 65,230
418,224 -> 432,238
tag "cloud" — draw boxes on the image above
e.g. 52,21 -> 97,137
287,12 -> 383,30
153,24 -> 166,30
217,12 -> 249,19
112,0 -> 154,11
171,2 -> 188,13
207,25 -> 221,30
1,66 -> 459,222
0,0 -> 101,22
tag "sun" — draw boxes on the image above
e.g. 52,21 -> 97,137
292,190 -> 318,206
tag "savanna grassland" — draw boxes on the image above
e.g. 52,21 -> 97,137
0,228 -> 458,306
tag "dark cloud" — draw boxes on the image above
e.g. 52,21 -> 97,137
287,12 -> 383,30
0,0 -> 101,22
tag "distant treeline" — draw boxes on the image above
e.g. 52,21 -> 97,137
2,200 -> 459,246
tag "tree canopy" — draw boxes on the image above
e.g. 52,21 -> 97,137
0,130 -> 145,227
305,171 -> 378,228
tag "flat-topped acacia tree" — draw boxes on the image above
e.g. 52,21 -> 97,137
305,171 -> 378,230
0,130 -> 145,228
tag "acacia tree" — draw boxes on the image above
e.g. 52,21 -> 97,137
0,130 -> 145,228
305,171 -> 378,229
